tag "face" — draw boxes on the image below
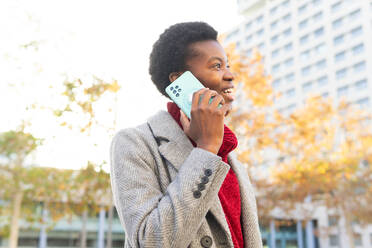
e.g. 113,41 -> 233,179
185,40 -> 235,115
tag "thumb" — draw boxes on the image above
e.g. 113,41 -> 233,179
179,110 -> 190,131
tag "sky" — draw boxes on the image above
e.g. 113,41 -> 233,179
0,0 -> 244,170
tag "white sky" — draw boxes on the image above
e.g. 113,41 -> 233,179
0,0 -> 244,170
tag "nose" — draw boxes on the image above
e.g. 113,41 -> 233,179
224,67 -> 234,81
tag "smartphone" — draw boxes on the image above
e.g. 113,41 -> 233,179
165,71 -> 220,119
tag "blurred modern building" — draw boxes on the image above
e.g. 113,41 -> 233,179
226,0 -> 371,115
0,209 -> 125,248
225,0 -> 372,247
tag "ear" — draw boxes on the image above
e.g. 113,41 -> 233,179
169,72 -> 182,83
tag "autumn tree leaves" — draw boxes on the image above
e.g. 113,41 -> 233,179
224,43 -> 372,244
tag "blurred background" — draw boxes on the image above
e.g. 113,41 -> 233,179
0,0 -> 371,247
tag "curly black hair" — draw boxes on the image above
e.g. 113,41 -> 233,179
149,22 -> 218,98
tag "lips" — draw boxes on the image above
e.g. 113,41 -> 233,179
221,86 -> 235,102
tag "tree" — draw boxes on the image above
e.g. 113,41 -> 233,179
0,127 -> 41,248
54,75 -> 120,247
271,98 -> 372,247
223,42 -> 372,245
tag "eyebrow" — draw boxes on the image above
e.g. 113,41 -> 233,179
208,56 -> 227,63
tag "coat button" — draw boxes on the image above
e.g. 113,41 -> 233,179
197,183 -> 205,191
193,190 -> 201,198
204,169 -> 212,177
201,176 -> 209,184
200,236 -> 213,247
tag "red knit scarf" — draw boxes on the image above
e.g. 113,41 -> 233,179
167,102 -> 244,248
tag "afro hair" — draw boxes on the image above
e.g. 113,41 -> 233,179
149,22 -> 218,98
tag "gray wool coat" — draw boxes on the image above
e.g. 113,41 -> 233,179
110,110 -> 262,248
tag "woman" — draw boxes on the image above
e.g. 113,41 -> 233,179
110,22 -> 262,248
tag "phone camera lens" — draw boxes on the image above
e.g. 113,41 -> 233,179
170,87 -> 174,91
176,93 -> 179,97
178,89 -> 181,92
175,85 -> 179,89
173,90 -> 177,94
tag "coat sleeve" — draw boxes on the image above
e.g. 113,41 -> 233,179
110,128 -> 230,248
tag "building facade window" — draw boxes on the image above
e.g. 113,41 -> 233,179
352,43 -> 364,55
315,43 -> 326,54
284,42 -> 293,52
303,81 -> 313,92
337,86 -> 349,97
302,66 -> 311,76
335,51 -> 346,62
282,0 -> 290,8
356,97 -> 370,109
331,1 -> 342,13
301,50 -> 311,61
273,78 -> 281,88
299,19 -> 308,29
284,58 -> 294,67
245,35 -> 252,43
286,88 -> 295,98
271,35 -> 279,44
270,6 -> 278,15
298,4 -> 308,14
334,34 -> 344,46
351,26 -> 363,37
355,79 -> 367,90
271,21 -> 278,30
256,15 -> 264,24
257,28 -> 264,37
353,61 -> 366,72
349,9 -> 361,20
272,63 -> 281,73
329,235 -> 340,246
245,22 -> 252,30
258,42 -> 265,51
332,17 -> 343,29
316,59 -> 327,70
313,11 -> 323,22
336,68 -> 347,79
328,215 -> 339,226
282,14 -> 291,23
354,233 -> 362,246
314,27 -> 324,38
312,0 -> 321,5
283,28 -> 292,37
285,73 -> 295,82
300,35 -> 310,45
272,49 -> 280,58
318,76 -> 328,86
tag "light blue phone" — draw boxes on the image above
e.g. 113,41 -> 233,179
165,71 -> 219,119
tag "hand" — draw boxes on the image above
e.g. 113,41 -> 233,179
179,88 -> 229,154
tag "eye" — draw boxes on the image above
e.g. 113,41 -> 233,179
213,63 -> 222,69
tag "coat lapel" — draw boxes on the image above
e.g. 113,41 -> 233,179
147,110 -> 260,247
228,153 -> 262,248
147,110 -> 194,172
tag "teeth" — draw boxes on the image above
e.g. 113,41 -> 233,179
223,89 -> 232,94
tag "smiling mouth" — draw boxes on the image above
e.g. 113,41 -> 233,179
222,88 -> 233,94
221,87 -> 235,101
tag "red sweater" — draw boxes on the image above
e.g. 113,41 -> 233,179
167,102 -> 244,248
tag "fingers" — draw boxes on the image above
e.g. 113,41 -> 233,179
200,89 -> 218,106
191,88 -> 209,109
217,102 -> 230,116
210,94 -> 225,108
179,110 -> 190,130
